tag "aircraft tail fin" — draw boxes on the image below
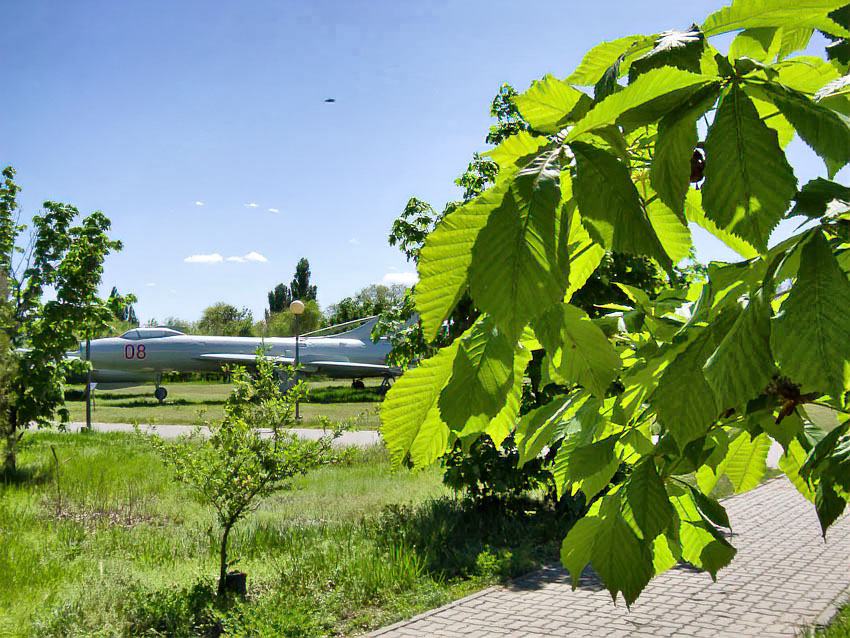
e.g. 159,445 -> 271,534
325,316 -> 379,342
309,313 -> 420,342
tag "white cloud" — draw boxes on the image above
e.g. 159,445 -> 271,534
244,251 -> 268,263
383,272 -> 418,287
146,282 -> 156,287
268,208 -> 279,213
244,202 -> 259,208
226,256 -> 245,263
348,237 -> 360,245
184,253 -> 223,264
194,201 -> 204,206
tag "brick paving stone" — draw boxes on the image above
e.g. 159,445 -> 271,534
365,479 -> 850,637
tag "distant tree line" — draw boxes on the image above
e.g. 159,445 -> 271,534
139,257 -> 408,339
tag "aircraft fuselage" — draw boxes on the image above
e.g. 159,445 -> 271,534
81,331 -> 396,382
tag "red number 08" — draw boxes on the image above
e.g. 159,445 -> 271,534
124,345 -> 147,359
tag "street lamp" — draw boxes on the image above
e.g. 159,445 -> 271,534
289,299 -> 305,420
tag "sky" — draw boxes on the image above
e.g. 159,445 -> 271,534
2,0 -> 841,324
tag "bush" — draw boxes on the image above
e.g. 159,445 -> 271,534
372,496 -> 574,582
441,434 -> 556,505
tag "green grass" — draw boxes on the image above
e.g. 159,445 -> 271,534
0,431 -> 573,637
63,380 -> 382,429
809,604 -> 850,637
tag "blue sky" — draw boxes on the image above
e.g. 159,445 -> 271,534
1,0 -> 837,323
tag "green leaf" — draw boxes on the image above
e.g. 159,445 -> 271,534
591,494 -> 655,606
687,485 -> 732,529
438,317 -> 519,432
701,85 -> 797,252
645,197 -> 692,263
672,493 -> 737,577
801,419 -> 850,479
552,430 -> 619,500
652,534 -> 679,575
752,96 -> 795,149
469,160 -> 565,339
652,325 -> 726,447
700,430 -> 771,494
416,183 -> 509,341
772,231 -> 850,399
629,26 -> 706,82
560,515 -> 602,586
815,482 -> 847,536
561,185 -> 605,303
704,289 -> 775,411
571,141 -> 671,269
626,458 -> 675,539
460,346 -> 530,450
791,178 -> 850,218
515,74 -> 590,134
728,26 -> 812,63
684,190 -> 758,259
702,0 -> 850,38
570,435 -> 618,479
816,74 -> 850,104
779,439 -> 815,501
380,340 -> 460,467
779,56 -> 840,94
729,28 -> 781,61
516,393 -> 584,465
534,303 -> 622,397
651,85 -> 720,214
756,410 -> 804,451
486,131 -> 550,173
566,35 -> 656,86
757,83 -> 850,172
777,28 -> 815,60
566,68 -> 716,142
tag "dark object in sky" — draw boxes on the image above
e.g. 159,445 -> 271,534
324,98 -> 336,103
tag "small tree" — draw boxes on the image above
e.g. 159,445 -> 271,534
148,355 -> 340,596
0,167 -> 122,471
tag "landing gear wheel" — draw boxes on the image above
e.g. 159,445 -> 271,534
351,379 -> 366,390
378,376 -> 394,397
154,387 -> 167,404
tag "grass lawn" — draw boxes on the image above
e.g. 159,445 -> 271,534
63,380 -> 382,429
811,606 -> 850,636
0,431 -> 573,637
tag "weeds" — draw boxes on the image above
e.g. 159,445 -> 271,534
1,431 -> 575,637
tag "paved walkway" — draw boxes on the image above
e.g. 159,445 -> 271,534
64,422 -> 382,447
368,479 -> 850,637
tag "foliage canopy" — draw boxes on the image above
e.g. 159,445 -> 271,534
0,167 -> 121,471
382,0 -> 850,605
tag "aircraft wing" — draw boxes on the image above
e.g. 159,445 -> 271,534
197,353 -> 295,365
304,360 -> 400,376
196,354 -> 398,377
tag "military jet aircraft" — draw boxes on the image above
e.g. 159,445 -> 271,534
74,317 -> 399,402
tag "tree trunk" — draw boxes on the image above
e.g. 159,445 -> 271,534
217,520 -> 233,596
3,432 -> 16,474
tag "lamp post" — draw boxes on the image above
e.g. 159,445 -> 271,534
289,299 -> 305,420
85,337 -> 92,430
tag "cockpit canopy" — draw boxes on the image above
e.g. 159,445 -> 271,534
119,327 -> 185,340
